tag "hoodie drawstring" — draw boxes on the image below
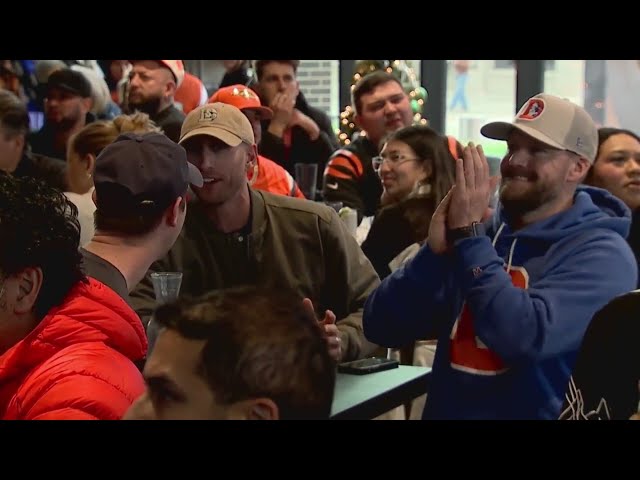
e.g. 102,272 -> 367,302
491,221 -> 518,273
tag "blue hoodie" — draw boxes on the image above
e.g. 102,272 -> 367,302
363,186 -> 638,419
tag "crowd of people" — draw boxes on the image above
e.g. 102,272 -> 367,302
0,59 -> 638,420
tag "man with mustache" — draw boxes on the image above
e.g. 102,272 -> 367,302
322,71 -> 414,220
364,93 -> 637,420
125,60 -> 185,143
29,68 -> 94,161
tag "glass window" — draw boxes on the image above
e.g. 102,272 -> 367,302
446,60 -> 516,160
543,60 -> 586,108
599,60 -> 640,132
495,60 -> 555,70
543,60 -> 640,133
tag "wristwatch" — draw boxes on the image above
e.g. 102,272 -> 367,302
447,222 -> 486,245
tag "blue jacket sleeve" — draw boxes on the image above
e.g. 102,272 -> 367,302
454,232 -> 637,363
363,243 -> 453,347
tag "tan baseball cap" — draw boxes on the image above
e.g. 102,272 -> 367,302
179,102 -> 255,147
481,93 -> 598,163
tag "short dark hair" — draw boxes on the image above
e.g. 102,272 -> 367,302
155,286 -> 336,420
0,90 -> 29,139
0,172 -> 86,318
351,70 -> 403,115
94,195 -> 185,236
254,60 -> 300,81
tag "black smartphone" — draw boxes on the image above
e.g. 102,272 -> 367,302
337,357 -> 399,375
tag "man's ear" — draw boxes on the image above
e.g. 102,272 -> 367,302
568,155 -> 591,183
246,145 -> 258,171
167,196 -> 185,228
13,267 -> 43,315
14,132 -> 25,154
81,97 -> 93,114
164,75 -> 177,98
228,398 -> 279,420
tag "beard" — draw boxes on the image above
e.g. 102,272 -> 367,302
127,95 -> 162,117
499,167 -> 560,220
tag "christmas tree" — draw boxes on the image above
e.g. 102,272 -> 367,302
337,60 -> 428,146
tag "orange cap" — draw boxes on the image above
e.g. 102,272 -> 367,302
130,60 -> 185,87
209,84 -> 273,120
159,60 -> 185,88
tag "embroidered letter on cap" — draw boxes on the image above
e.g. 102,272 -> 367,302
199,108 -> 218,122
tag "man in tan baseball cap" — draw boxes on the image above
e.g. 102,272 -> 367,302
132,101 -> 382,364
179,102 -> 255,147
480,93 -> 600,223
362,92 -> 637,420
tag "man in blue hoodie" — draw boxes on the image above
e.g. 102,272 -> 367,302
363,93 -> 638,420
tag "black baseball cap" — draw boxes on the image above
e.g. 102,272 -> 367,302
94,132 -> 203,217
46,68 -> 92,98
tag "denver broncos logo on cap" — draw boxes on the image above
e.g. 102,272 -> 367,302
517,98 -> 545,121
199,107 -> 218,123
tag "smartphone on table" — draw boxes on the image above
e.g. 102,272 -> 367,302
337,357 -> 399,375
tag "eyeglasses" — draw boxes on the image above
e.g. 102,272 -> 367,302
372,153 -> 419,173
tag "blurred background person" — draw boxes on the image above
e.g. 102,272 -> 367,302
0,90 -> 67,190
125,60 -> 185,142
29,68 -> 94,161
218,60 -> 255,89
585,127 -> 640,281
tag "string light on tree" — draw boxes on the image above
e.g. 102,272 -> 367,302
336,60 -> 428,146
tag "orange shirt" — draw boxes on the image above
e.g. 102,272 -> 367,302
249,155 -> 305,199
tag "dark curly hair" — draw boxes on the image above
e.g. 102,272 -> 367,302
0,172 -> 86,318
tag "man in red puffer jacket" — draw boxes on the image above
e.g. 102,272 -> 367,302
0,173 -> 147,420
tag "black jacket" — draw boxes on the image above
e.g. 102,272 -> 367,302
559,292 -> 640,420
28,112 -> 96,161
13,150 -> 67,191
259,92 -> 338,192
361,195 -> 435,279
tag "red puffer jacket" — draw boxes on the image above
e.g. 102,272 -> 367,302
0,278 -> 147,420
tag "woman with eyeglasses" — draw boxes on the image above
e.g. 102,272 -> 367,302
361,125 -> 458,420
361,125 -> 457,280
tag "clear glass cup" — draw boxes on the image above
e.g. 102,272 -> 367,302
294,163 -> 318,200
150,272 -> 183,304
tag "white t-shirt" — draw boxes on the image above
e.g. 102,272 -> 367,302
64,188 -> 96,247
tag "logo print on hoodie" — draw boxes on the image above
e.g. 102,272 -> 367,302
449,266 -> 529,375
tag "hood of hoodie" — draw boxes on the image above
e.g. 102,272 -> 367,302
489,185 -> 632,243
0,277 -> 147,383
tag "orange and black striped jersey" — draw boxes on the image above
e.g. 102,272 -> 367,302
322,135 -> 382,218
